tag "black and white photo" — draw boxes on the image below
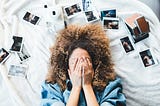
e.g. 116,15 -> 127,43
8,64 -> 27,78
0,48 -> 10,64
10,36 -> 23,52
17,45 -> 31,62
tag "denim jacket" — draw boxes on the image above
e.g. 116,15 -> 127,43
41,78 -> 126,106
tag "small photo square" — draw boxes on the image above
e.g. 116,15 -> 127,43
100,9 -> 116,20
23,12 -> 40,25
10,36 -> 23,53
139,49 -> 158,67
84,10 -> 99,23
64,3 -> 82,19
8,64 -> 27,78
0,48 -> 10,64
120,36 -> 134,53
17,45 -> 31,62
103,17 -> 119,30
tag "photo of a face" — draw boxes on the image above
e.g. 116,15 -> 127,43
8,64 -> 27,78
139,49 -> 157,67
23,12 -> 40,25
103,18 -> 119,30
64,3 -> 82,18
120,36 -> 134,53
10,36 -> 23,52
84,10 -> 99,22
0,48 -> 10,64
100,9 -> 116,20
17,45 -> 31,62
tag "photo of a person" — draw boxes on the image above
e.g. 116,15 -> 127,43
17,45 -> 30,62
41,24 -> 126,106
120,36 -> 134,53
103,18 -> 119,29
10,36 -> 23,52
0,48 -> 10,64
140,49 -> 156,67
23,12 -> 40,25
64,3 -> 82,18
85,11 -> 97,22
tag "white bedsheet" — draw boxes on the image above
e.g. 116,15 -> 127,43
0,0 -> 160,106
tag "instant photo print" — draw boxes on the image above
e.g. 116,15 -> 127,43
100,9 -> 116,20
0,48 -> 10,64
23,12 -> 40,25
64,3 -> 82,19
84,10 -> 99,23
120,36 -> 134,53
103,17 -> 119,30
10,36 -> 23,53
139,49 -> 158,68
8,64 -> 28,78
17,45 -> 31,62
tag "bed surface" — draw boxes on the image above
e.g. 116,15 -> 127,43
0,0 -> 160,106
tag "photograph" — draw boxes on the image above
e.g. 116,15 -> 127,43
23,11 -> 40,25
139,49 -> 158,67
10,36 -> 23,52
8,64 -> 27,78
84,10 -> 99,23
64,3 -> 82,18
100,9 -> 116,20
17,45 -> 31,62
0,48 -> 10,64
103,17 -> 119,30
120,36 -> 134,53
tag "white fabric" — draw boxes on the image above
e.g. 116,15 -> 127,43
0,0 -> 160,106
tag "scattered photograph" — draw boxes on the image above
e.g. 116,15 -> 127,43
100,9 -> 116,20
64,3 -> 82,18
17,45 -> 31,62
10,36 -> 23,52
8,64 -> 27,78
0,48 -> 10,64
139,49 -> 158,67
103,17 -> 119,30
120,36 -> 134,53
23,12 -> 40,25
84,10 -> 99,23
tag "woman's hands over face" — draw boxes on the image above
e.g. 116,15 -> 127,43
68,57 -> 94,89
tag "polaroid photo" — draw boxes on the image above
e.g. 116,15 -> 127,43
8,64 -> 28,78
0,48 -> 10,64
120,36 -> 135,53
100,9 -> 116,20
139,49 -> 158,68
10,36 -> 23,53
64,3 -> 83,19
103,17 -> 119,30
23,11 -> 40,25
17,45 -> 31,62
84,10 -> 99,23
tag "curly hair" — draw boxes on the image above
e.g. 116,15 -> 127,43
46,24 -> 116,92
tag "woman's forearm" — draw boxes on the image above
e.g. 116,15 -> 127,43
83,85 -> 99,106
66,87 -> 81,106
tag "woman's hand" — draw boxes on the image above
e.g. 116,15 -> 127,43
68,58 -> 83,89
81,57 -> 94,87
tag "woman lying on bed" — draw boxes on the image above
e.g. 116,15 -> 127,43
41,24 -> 126,106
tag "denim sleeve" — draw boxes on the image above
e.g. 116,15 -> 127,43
41,81 -> 65,106
100,78 -> 126,106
